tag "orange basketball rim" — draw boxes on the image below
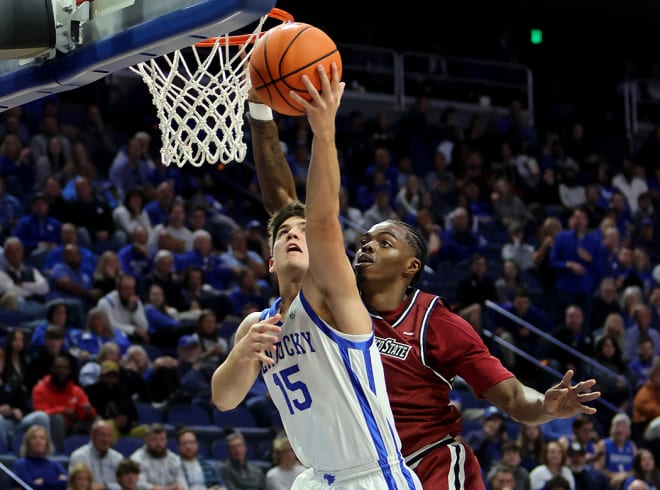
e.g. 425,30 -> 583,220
195,7 -> 294,47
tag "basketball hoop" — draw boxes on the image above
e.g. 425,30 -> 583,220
130,8 -> 294,168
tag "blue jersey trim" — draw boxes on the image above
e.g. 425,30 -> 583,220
298,290 -> 373,351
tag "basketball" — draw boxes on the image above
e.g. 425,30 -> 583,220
249,22 -> 342,116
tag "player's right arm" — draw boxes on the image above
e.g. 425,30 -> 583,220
247,90 -> 298,215
211,312 -> 281,411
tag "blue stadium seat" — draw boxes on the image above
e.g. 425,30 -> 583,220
114,437 -> 144,457
166,404 -> 211,426
213,407 -> 257,428
63,434 -> 90,456
136,402 -> 164,424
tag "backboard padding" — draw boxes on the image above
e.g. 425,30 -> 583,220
0,0 -> 275,111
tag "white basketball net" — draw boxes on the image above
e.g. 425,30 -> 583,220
129,14 -> 270,167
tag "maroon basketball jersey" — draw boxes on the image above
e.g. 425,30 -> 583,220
372,289 -> 514,458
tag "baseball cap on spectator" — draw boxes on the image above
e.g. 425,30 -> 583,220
483,406 -> 504,420
567,442 -> 586,456
100,360 -> 120,375
178,334 -> 199,349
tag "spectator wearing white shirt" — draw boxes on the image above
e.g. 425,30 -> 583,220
148,203 -> 194,253
69,420 -> 124,490
0,236 -> 48,316
612,160 -> 648,214
131,424 -> 188,490
98,274 -> 149,343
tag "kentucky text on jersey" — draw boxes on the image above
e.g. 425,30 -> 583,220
261,332 -> 316,374
375,337 -> 412,360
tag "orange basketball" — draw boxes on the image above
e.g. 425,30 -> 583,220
249,22 -> 342,116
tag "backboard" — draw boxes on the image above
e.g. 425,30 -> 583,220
0,0 -> 275,111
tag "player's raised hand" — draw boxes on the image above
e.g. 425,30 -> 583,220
543,369 -> 601,418
235,314 -> 282,365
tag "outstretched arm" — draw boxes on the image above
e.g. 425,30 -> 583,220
482,370 -> 600,424
247,92 -> 298,215
211,312 -> 281,411
291,65 -> 370,336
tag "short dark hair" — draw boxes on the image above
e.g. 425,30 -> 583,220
382,219 -> 428,285
501,441 -> 522,455
267,202 -> 306,252
115,458 -> 140,477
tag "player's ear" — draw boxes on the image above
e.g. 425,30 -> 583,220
268,257 -> 276,273
404,257 -> 422,280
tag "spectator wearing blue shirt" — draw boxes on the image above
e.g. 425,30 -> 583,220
176,230 -> 237,292
118,225 -> 152,286
438,206 -> 487,264
629,337 -> 660,390
144,181 -> 175,227
625,304 -> 660,362
228,268 -> 269,317
109,137 -> 152,201
72,307 -> 132,359
13,193 -> 61,255
147,160 -> 185,197
0,174 -> 24,242
42,222 -> 97,278
13,425 -> 68,490
144,283 -> 197,350
47,244 -> 103,328
220,228 -> 268,286
550,206 -> 605,319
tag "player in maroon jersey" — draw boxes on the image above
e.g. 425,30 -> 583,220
246,95 -> 601,489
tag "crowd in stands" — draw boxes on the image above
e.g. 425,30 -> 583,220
0,61 -> 658,488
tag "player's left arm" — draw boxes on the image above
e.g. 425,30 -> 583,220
290,65 -> 370,336
247,90 -> 298,215
482,370 -> 601,424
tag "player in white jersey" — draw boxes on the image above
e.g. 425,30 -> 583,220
211,64 -> 422,489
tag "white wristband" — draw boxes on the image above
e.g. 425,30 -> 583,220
248,102 -> 273,121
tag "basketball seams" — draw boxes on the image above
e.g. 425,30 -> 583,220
249,22 -> 342,116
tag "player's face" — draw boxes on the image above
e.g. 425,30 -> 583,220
355,222 -> 417,286
270,217 -> 308,274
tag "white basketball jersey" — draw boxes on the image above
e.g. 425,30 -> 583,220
260,291 -> 419,488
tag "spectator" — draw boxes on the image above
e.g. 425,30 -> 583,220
625,304 -> 660,362
117,225 -> 152,285
228,269 -> 269,317
93,251 -> 122,296
176,334 -> 213,409
650,285 -> 660,330
495,259 -> 524,303
31,354 -> 96,453
612,160 -> 648,214
219,432 -> 266,490
465,406 -> 509,472
629,337 -> 660,390
13,192 -> 61,255
68,419 -> 124,490
502,222 -> 536,272
486,441 -> 531,490
545,305 -> 594,379
588,335 -> 635,413
359,185 -> 398,230
455,253 -> 498,332
144,249 -> 188,311
108,137 -> 151,201
517,424 -> 546,472
42,222 -> 97,279
0,336 -> 50,451
112,188 -> 152,239
566,441 -> 610,490
179,266 -> 234,322
148,202 -> 193,253
265,434 -> 306,490
13,425 -> 68,490
67,462 -> 94,490
633,359 -> 660,439
557,414 -> 598,466
146,280 -> 199,342
438,206 -> 487,264
0,236 -> 49,319
0,174 -> 24,242
176,230 -> 237,293
144,181 -> 175,227
529,440 -> 576,490
196,310 -> 229,372
621,449 -> 660,490
85,359 -> 140,440
550,206 -> 604,318
121,345 -> 181,406
115,458 -> 141,490
338,185 -> 363,251
29,301 -> 82,358
97,274 -> 149,343
74,307 -> 132,362
489,464 -> 517,490
594,413 -> 637,489
221,228 -> 268,282
131,423 -> 187,490
27,323 -> 79,390
177,428 -> 226,490
590,277 -> 623,333
34,135 -> 72,193
491,177 -> 534,230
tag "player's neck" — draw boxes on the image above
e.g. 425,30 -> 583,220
361,282 -> 410,313
277,278 -> 303,314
